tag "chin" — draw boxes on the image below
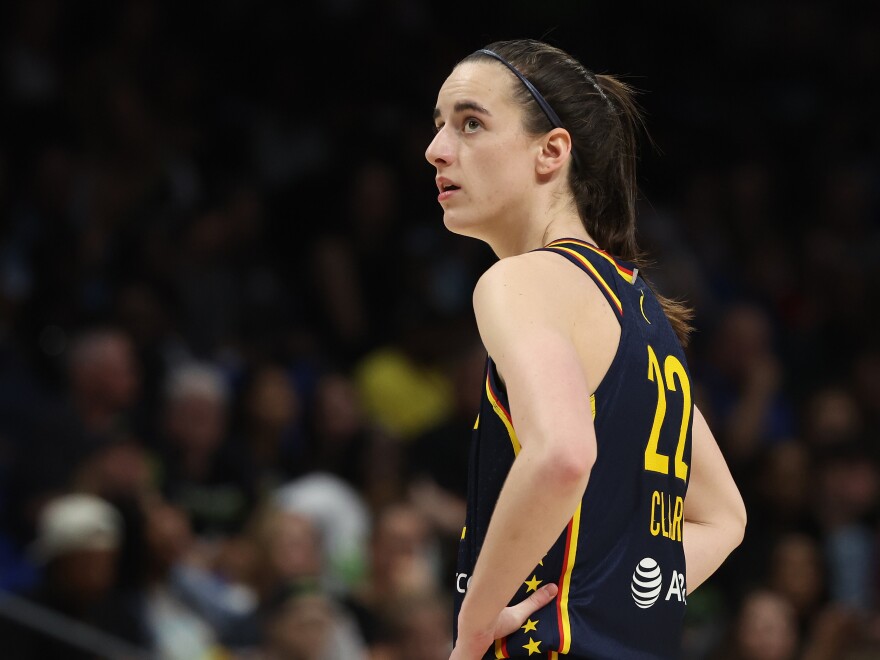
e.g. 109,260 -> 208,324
442,209 -> 482,238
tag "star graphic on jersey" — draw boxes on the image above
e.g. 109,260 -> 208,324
524,575 -> 543,592
523,637 -> 542,656
521,618 -> 538,633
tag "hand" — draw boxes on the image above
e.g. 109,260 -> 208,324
450,584 -> 558,660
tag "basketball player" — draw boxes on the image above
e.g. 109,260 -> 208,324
426,40 -> 746,659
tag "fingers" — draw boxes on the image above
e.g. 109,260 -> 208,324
511,583 -> 558,620
492,584 -> 561,640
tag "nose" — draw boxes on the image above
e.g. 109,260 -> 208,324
425,126 -> 453,168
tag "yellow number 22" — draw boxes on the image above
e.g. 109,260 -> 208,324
644,345 -> 691,481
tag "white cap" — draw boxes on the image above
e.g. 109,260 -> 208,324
30,494 -> 122,563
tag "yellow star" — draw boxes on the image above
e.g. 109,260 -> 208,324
524,575 -> 543,592
521,618 -> 538,633
523,637 -> 542,656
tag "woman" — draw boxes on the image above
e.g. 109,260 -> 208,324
425,40 -> 746,660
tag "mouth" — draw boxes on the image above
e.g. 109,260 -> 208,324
436,178 -> 461,203
437,186 -> 460,203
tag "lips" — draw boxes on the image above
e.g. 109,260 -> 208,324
436,177 -> 460,203
436,177 -> 460,193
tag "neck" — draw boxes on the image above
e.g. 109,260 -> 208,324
486,204 -> 594,259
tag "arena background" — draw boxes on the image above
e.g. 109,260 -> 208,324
1,1 -> 879,658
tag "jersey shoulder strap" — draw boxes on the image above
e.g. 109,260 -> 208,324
538,238 -> 638,318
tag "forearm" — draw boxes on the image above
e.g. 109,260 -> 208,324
683,517 -> 744,592
459,445 -> 590,633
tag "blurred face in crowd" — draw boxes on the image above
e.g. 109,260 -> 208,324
426,61 -> 543,240
818,453 -> 879,526
805,387 -> 863,446
265,511 -> 322,583
760,442 -> 810,521
314,374 -> 362,441
75,438 -> 152,499
712,304 -> 774,380
49,548 -> 119,605
371,506 -> 433,594
70,331 -> 140,412
246,366 -> 299,433
145,501 -> 193,572
769,534 -> 824,617
166,390 -> 226,456
393,598 -> 452,660
735,590 -> 798,660
265,593 -> 335,660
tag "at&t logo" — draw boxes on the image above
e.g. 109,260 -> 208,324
630,557 -> 686,609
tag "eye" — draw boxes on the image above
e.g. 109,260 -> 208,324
433,122 -> 444,134
463,118 -> 482,133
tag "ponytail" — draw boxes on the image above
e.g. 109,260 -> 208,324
592,75 -> 694,346
465,41 -> 694,346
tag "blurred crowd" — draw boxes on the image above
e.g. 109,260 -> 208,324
0,1 -> 879,659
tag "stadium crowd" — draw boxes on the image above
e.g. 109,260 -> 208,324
1,1 -> 879,658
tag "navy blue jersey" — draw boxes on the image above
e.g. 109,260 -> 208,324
454,239 -> 692,660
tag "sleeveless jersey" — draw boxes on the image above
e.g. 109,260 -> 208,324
454,238 -> 693,660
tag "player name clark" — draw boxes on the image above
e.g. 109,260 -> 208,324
650,490 -> 683,542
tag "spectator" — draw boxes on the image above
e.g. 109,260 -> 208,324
159,362 -> 254,536
386,594 -> 452,660
275,472 -> 370,595
221,507 -> 324,650
239,363 -> 303,491
702,303 -> 792,464
0,494 -> 144,658
346,504 -> 441,652
8,328 -> 144,542
136,498 -> 226,660
67,329 -> 141,438
309,372 -> 403,509
713,589 -> 799,660
768,533 -> 826,625
261,589 -> 367,660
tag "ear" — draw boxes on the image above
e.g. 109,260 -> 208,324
535,128 -> 573,176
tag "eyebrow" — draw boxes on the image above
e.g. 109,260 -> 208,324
433,100 -> 492,121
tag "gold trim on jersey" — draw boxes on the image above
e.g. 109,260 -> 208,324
543,245 -> 623,315
486,372 -> 521,455
546,238 -> 637,284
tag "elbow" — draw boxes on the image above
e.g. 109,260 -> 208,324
536,442 -> 595,489
732,498 -> 747,549
719,493 -> 747,553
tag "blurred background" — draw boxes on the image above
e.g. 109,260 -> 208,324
0,1 -> 878,659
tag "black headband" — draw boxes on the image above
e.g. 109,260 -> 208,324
476,49 -> 567,131
476,49 -> 589,170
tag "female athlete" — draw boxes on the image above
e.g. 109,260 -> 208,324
425,40 -> 746,660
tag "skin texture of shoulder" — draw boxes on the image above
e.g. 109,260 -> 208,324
473,250 -> 620,398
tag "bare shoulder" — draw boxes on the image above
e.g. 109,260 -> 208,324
473,250 -> 620,392
473,250 -> 612,324
475,251 -> 584,309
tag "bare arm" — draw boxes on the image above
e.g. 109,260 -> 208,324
452,256 -> 600,659
683,406 -> 747,592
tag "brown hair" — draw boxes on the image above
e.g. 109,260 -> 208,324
462,40 -> 693,345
